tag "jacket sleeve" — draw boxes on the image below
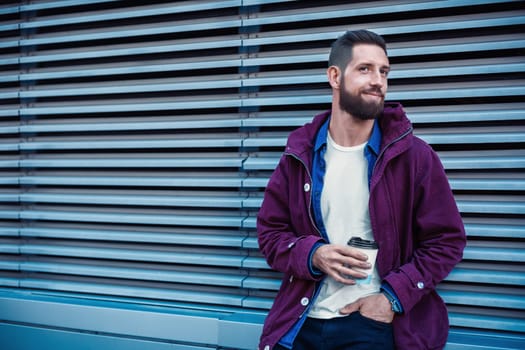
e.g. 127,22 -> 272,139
383,145 -> 466,313
257,154 -> 325,281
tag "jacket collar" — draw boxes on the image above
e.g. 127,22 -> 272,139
313,116 -> 382,156
285,102 -> 411,160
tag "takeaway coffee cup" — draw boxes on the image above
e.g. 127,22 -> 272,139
347,236 -> 378,284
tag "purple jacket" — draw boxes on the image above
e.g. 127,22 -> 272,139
257,103 -> 466,350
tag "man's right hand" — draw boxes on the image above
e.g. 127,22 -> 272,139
312,244 -> 371,284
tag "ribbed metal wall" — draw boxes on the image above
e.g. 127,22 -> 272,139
0,1 -> 524,349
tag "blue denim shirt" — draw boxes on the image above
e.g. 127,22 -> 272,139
279,117 -> 385,348
311,117 -> 382,239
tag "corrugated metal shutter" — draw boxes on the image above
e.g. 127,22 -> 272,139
0,1 -> 523,349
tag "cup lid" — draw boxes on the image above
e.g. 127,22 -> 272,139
347,236 -> 378,249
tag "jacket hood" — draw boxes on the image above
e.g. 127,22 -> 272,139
379,102 -> 413,148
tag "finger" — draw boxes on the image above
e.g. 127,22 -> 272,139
328,265 -> 357,285
339,301 -> 360,315
339,265 -> 368,280
342,257 -> 372,270
341,246 -> 369,261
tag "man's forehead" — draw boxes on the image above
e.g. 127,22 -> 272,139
350,44 -> 389,65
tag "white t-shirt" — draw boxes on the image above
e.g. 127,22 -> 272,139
308,132 -> 381,319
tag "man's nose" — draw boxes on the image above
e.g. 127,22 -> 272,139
370,70 -> 385,87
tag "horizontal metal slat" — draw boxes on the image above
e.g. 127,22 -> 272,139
19,176 -> 244,188
440,290 -> 525,310
20,210 -> 244,228
449,312 -> 525,333
0,244 -> 19,254
242,256 -> 268,270
242,276 -> 280,290
20,18 -> 242,47
0,5 -> 20,16
0,194 -> 18,202
0,278 -> 19,288
441,154 -> 525,170
449,178 -> 525,191
18,79 -> 241,99
0,109 -> 19,118
0,24 -> 19,34
19,245 -> 244,267
463,246 -> 525,262
0,261 -> 17,270
19,78 -> 242,99
19,192 -> 246,209
447,268 -> 525,286
393,61 -> 525,80
20,138 -> 243,150
457,198 -> 525,215
241,197 -> 262,209
447,329 -> 525,350
0,227 -> 19,237
243,13 -> 525,47
20,227 -> 244,247
0,57 -> 20,67
390,37 -> 525,58
406,104 -> 525,123
19,1 -> 241,29
19,97 -> 243,115
19,38 -> 242,64
464,222 -> 525,239
0,125 -> 19,134
20,58 -> 242,82
0,143 -> 19,152
20,279 -> 245,307
0,91 -> 18,100
389,84 -> 524,100
20,157 -> 244,169
0,210 -> 19,220
19,262 -> 245,288
242,0 -> 515,26
20,117 -> 242,133
0,73 -> 19,83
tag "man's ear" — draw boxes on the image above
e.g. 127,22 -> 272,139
327,66 -> 341,89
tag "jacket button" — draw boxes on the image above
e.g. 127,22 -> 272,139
303,183 -> 310,192
301,297 -> 309,306
417,282 -> 424,289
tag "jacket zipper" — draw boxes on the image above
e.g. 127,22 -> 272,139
284,151 -> 324,322
372,126 -> 413,178
284,151 -> 322,237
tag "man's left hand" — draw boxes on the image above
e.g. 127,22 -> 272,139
339,293 -> 395,323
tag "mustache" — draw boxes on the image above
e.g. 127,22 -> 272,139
362,88 -> 384,97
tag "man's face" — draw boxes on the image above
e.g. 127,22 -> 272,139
338,44 -> 390,120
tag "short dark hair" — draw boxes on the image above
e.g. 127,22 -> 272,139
328,29 -> 387,70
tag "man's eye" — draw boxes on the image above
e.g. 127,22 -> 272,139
359,66 -> 369,73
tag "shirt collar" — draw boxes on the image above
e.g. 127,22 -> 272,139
314,115 -> 382,155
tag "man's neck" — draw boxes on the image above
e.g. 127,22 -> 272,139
329,110 -> 375,147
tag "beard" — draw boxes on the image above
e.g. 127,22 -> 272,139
338,80 -> 384,120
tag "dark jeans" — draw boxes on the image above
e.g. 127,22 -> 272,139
274,312 -> 394,350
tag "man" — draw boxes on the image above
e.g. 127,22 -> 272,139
257,29 -> 466,350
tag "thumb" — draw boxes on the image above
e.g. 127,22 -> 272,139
339,301 -> 360,315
